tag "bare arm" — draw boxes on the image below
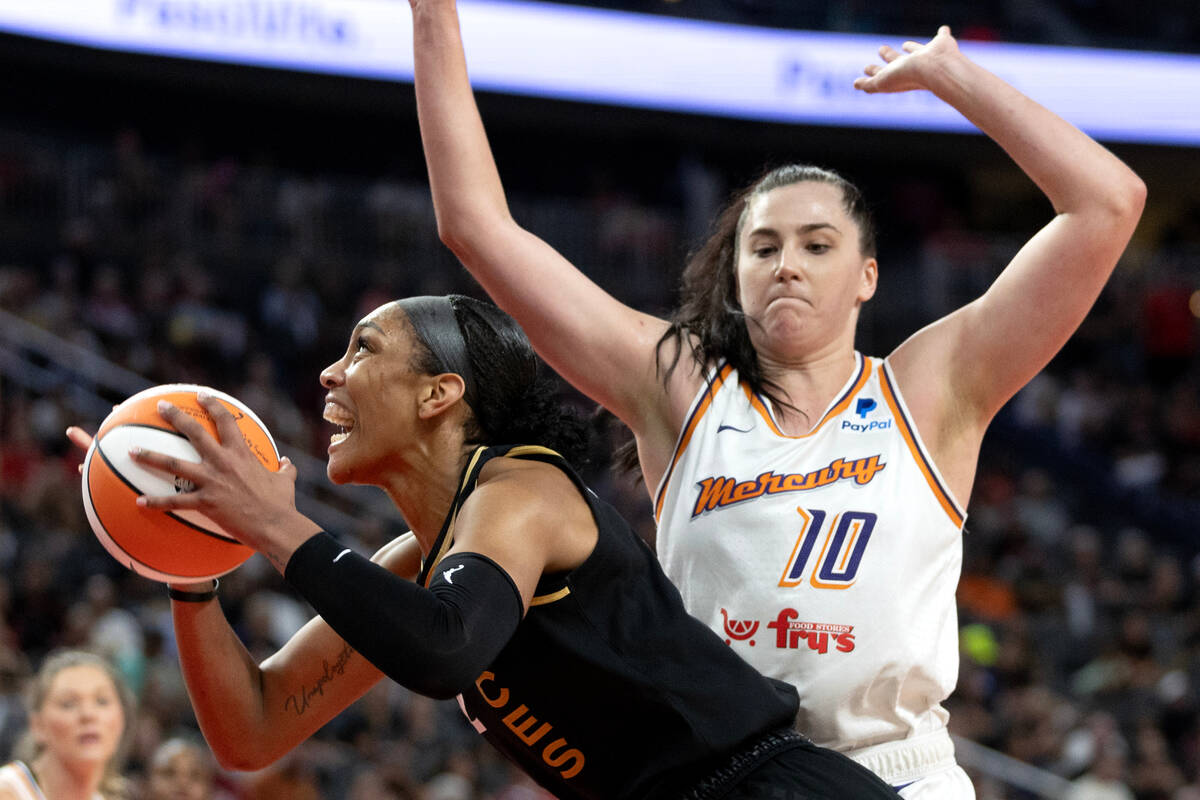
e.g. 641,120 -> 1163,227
66,414 -> 411,771
860,29 -> 1145,491
408,0 -> 692,449
172,535 -> 420,770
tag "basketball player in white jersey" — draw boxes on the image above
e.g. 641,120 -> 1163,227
407,2 -> 1145,793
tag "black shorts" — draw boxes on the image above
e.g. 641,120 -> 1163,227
723,738 -> 899,799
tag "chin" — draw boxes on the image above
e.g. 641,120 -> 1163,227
326,459 -> 352,486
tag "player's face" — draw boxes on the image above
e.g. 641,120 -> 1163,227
321,303 -> 430,485
148,746 -> 212,800
734,181 -> 876,363
31,665 -> 125,769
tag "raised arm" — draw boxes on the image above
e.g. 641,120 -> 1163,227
407,1 -> 693,451
864,28 -> 1145,478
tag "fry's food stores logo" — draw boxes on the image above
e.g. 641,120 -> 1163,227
721,608 -> 855,653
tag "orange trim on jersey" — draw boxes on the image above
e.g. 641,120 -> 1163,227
743,355 -> 873,439
878,367 -> 965,529
654,364 -> 735,522
530,587 -> 571,606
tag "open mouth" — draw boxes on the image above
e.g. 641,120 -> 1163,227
323,402 -> 356,445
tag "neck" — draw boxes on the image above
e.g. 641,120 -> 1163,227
32,755 -> 105,800
757,348 -> 859,435
379,437 -> 475,556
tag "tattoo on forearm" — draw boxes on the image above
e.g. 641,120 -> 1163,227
283,643 -> 355,716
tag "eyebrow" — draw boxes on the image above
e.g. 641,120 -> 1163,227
353,320 -> 386,336
747,222 -> 842,238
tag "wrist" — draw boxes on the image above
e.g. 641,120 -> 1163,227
168,579 -> 219,603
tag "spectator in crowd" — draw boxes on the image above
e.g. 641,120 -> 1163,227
0,649 -> 134,800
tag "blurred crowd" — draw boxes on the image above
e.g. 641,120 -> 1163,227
0,104 -> 1197,800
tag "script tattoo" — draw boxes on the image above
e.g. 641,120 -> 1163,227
284,643 -> 354,716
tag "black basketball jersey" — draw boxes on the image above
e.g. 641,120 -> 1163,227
416,445 -> 800,800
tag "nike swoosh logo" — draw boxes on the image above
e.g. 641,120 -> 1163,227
444,564 -> 465,584
717,423 -> 754,434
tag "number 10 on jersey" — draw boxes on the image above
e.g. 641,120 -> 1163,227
779,508 -> 877,589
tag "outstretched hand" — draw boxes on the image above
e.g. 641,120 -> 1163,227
853,25 -> 960,95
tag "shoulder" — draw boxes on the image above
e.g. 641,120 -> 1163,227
458,456 -> 597,572
370,532 -> 422,581
0,763 -> 31,800
471,456 -> 585,517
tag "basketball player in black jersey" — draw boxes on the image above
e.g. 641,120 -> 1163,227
69,295 -> 897,798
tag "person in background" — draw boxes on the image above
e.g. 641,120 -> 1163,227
0,649 -> 134,800
144,736 -> 215,800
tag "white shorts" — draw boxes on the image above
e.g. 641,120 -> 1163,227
896,765 -> 976,799
846,728 -> 975,799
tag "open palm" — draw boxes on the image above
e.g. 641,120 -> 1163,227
854,25 -> 960,95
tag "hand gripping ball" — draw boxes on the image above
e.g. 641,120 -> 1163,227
81,384 -> 280,583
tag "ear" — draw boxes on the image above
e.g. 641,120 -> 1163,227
417,373 -> 467,420
857,257 -> 878,304
28,712 -> 45,747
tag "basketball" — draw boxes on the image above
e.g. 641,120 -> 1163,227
81,383 -> 281,583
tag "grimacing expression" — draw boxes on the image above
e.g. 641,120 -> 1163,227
31,664 -> 125,768
734,181 -> 876,361
320,304 -> 433,485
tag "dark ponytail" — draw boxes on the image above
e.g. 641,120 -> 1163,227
407,295 -> 591,468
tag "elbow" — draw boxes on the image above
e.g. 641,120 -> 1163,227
1126,173 -> 1148,218
209,737 -> 289,773
436,219 -> 475,261
1109,171 -> 1147,226
434,208 -> 516,267
211,745 -> 271,773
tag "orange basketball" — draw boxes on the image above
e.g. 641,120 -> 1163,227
81,383 -> 280,583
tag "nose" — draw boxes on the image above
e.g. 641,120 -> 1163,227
773,243 -> 802,281
320,360 -> 345,389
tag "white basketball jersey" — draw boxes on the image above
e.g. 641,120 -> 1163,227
0,762 -> 46,800
654,354 -> 965,752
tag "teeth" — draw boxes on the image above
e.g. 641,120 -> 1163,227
330,431 -> 350,445
323,402 -> 355,428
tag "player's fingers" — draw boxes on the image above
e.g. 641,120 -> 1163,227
902,41 -> 921,53
862,63 -> 882,77
157,401 -> 221,458
878,44 -> 900,62
197,392 -> 243,448
129,447 -> 206,485
66,426 -> 94,452
278,456 -> 300,484
136,491 -> 204,511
